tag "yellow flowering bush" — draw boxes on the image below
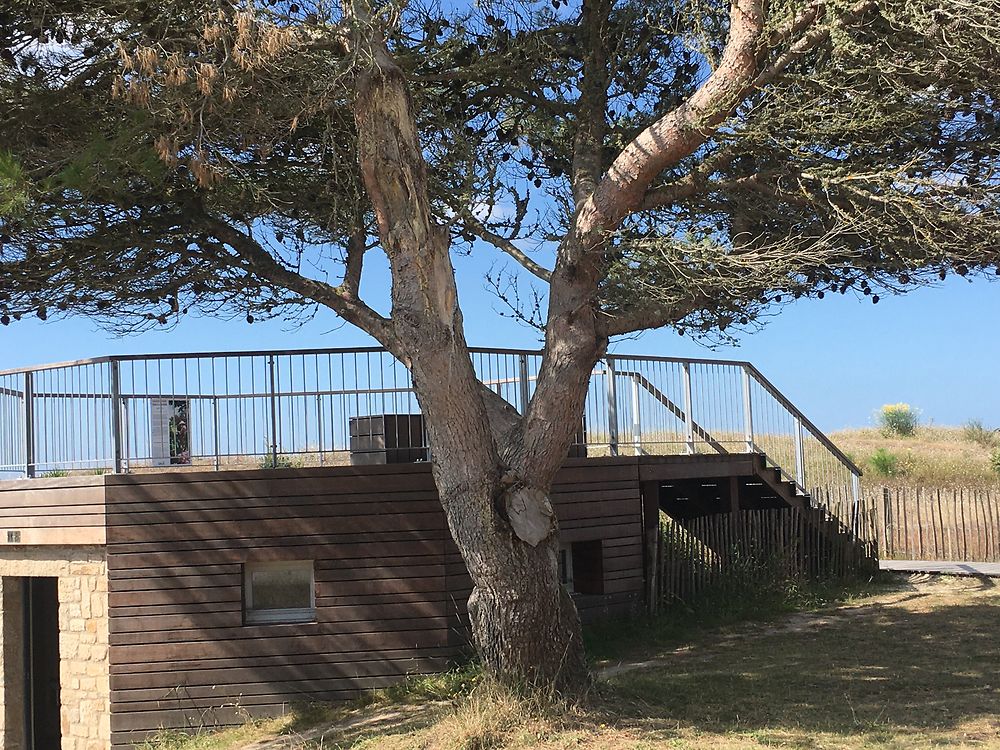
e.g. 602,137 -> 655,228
877,403 -> 919,437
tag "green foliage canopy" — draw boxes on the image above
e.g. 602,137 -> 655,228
1,0 -> 999,337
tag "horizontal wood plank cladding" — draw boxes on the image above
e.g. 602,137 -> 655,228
111,599 -> 450,635
109,575 -> 449,609
112,653 -> 453,693
110,513 -> 447,545
112,665 -> 454,710
105,459 -> 648,746
109,620 -> 451,661
638,454 -> 758,481
105,465 -> 453,748
105,495 -> 443,524
108,540 -> 448,570
111,648 -> 458,684
0,475 -> 106,544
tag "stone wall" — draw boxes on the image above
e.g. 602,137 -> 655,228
0,546 -> 110,750
0,577 -> 25,749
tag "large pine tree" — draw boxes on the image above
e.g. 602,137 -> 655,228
2,0 -> 999,689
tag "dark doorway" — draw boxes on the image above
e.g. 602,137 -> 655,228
24,577 -> 61,750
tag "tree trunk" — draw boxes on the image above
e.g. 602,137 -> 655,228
346,7 -> 592,692
434,463 -> 589,691
466,526 -> 589,692
406,353 -> 591,692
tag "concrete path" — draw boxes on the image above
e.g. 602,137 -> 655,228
881,559 -> 1000,577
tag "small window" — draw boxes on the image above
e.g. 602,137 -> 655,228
570,540 -> 604,596
244,561 -> 315,625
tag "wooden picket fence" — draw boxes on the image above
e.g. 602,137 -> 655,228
651,507 -> 878,610
864,486 -> 1000,562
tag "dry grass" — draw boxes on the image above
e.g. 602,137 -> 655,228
832,425 -> 1000,486
144,576 -> 1000,750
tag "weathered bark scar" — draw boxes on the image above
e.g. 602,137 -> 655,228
503,485 -> 557,547
355,76 -> 432,250
427,247 -> 460,329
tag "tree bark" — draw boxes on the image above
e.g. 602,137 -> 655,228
340,0 -> 769,692
346,3 -> 590,692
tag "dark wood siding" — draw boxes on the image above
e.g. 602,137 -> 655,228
554,459 -> 644,620
104,460 -> 645,747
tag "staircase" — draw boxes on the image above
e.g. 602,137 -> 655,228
655,453 -> 806,521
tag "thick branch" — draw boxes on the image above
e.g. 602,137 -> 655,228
584,0 -> 767,227
571,0 -> 612,204
341,227 -> 368,298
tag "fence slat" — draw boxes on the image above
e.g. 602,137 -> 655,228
655,506 -> 876,608
864,485 -> 1000,564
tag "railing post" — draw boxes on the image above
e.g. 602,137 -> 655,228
23,371 -> 34,478
794,417 -> 806,490
267,355 -> 278,466
741,366 -> 754,453
213,396 -> 221,471
120,398 -> 129,473
630,376 -> 643,455
316,395 -> 324,467
851,473 -> 862,534
606,358 -> 619,457
682,363 -> 695,454
518,354 -> 530,414
110,360 -> 124,474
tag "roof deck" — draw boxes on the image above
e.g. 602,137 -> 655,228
0,346 -> 860,498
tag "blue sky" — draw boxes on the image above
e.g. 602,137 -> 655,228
1,246 -> 997,432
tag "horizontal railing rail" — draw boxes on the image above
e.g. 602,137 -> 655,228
0,346 -> 861,516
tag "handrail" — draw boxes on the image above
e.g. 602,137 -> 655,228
0,346 -> 759,378
616,370 -> 729,454
744,363 -> 863,477
0,345 -> 860,513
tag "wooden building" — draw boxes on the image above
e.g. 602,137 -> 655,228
0,347 -> 865,749
0,452 -> 828,749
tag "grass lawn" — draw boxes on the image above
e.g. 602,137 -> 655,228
600,575 -> 1000,749
141,574 -> 1000,750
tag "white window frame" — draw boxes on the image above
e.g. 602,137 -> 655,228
243,560 -> 316,625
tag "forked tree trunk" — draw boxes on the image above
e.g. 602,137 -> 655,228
346,3 -> 595,692
406,354 -> 592,692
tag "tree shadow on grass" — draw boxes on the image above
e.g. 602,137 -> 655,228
603,589 -> 1000,744
252,700 -> 446,749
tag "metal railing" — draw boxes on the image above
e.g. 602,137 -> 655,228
0,346 -> 862,509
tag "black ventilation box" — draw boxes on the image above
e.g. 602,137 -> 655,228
349,414 -> 428,465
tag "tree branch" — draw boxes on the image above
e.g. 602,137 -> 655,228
341,226 -> 368,298
571,0 -> 612,204
202,215 -> 399,351
639,151 -> 738,210
466,220 -> 552,282
582,0 -> 768,227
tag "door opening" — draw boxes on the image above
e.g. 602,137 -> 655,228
23,577 -> 61,750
